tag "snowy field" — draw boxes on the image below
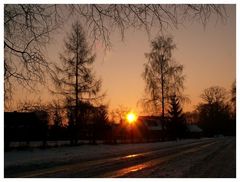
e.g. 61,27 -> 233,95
5,138 -> 211,169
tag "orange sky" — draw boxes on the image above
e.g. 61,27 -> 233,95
12,5 -> 236,114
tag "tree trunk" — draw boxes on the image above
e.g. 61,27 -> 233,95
160,55 -> 166,141
74,26 -> 79,145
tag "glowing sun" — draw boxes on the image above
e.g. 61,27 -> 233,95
126,112 -> 137,124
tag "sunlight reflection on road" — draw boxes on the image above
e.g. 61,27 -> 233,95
112,163 -> 149,177
100,141 -> 218,178
123,154 -> 139,159
127,164 -> 147,172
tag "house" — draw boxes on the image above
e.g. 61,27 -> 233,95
4,111 -> 48,146
136,116 -> 164,141
186,124 -> 203,138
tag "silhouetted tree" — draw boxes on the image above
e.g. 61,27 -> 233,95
4,4 -> 227,103
230,81 -> 236,113
143,36 -> 186,131
200,86 -> 228,104
4,5 -> 61,103
197,86 -> 232,136
52,109 -> 63,129
91,105 -> 109,144
17,99 -> 47,113
167,95 -> 186,140
53,21 -> 103,144
109,105 -> 129,124
48,100 -> 65,141
229,81 -> 236,136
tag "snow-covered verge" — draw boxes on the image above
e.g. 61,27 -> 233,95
5,138 -> 211,169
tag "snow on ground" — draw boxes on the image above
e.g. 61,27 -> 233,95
5,138 -> 211,169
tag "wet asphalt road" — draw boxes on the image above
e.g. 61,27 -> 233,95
5,137 -> 235,178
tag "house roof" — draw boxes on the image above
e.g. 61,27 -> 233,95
138,116 -> 163,131
186,124 -> 203,133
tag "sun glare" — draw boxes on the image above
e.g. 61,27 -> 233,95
126,112 -> 137,124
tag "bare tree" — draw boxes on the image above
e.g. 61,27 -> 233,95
143,36 -> 186,119
48,100 -> 64,128
200,86 -> 228,105
230,81 -> 236,108
52,21 -> 103,144
16,98 -> 48,112
4,4 -> 62,102
67,4 -> 227,48
197,86 -> 232,136
4,4 -> 227,103
109,105 -> 129,124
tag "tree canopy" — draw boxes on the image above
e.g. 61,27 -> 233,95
143,36 -> 185,116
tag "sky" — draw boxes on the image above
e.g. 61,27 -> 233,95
11,4 -> 236,115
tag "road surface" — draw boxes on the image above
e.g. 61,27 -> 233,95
5,137 -> 235,178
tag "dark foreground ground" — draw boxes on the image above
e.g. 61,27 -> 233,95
5,137 -> 236,178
